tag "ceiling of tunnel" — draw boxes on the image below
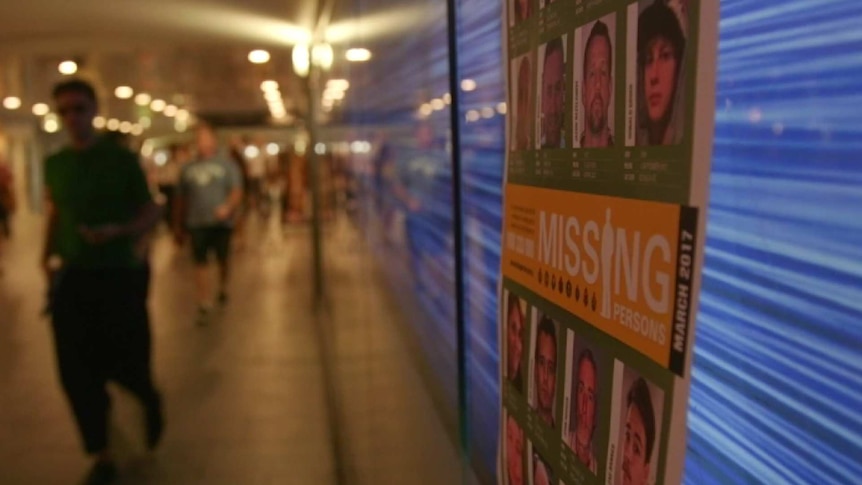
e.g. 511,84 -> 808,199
0,0 -> 321,134
0,0 -> 435,135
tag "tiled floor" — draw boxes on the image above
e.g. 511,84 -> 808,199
0,208 -> 466,485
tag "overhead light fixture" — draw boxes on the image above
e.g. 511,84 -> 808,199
59,61 -> 78,75
176,109 -> 190,121
345,48 -> 372,62
260,80 -> 279,92
175,119 -> 188,133
266,143 -> 280,156
419,103 -> 433,117
119,121 -> 132,134
264,90 -> 282,102
164,105 -> 178,117
131,124 -> 144,136
325,79 -> 350,91
323,89 -> 345,101
443,93 -> 452,104
107,118 -> 120,131
150,99 -> 166,112
44,118 -> 60,133
497,102 -> 507,114
139,116 -> 152,129
115,86 -> 134,99
244,145 -> 261,159
312,43 -> 334,70
32,103 -> 50,116
460,79 -> 477,92
430,99 -> 445,111
248,49 -> 271,64
292,44 -> 310,77
465,110 -> 480,122
93,116 -> 107,129
3,96 -> 22,110
134,93 -> 152,106
481,107 -> 495,119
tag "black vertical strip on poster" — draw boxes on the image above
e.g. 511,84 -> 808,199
669,206 -> 699,376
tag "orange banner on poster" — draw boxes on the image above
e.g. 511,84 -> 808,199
502,183 -> 698,370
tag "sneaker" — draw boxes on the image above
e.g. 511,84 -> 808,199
82,460 -> 117,485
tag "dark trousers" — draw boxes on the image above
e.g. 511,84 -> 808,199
50,266 -> 160,454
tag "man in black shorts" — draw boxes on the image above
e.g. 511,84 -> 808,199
174,123 -> 242,324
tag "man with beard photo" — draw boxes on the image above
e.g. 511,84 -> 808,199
580,19 -> 615,148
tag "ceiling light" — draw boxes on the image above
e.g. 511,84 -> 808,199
248,49 -> 271,64
497,102 -> 507,114
261,80 -> 279,92
345,48 -> 372,62
44,118 -> 60,133
93,116 -> 106,129
443,93 -> 452,104
32,103 -> 50,116
244,145 -> 261,159
164,105 -> 178,117
175,120 -> 188,133
293,44 -> 310,77
135,93 -> 152,106
323,89 -> 345,100
150,99 -> 166,112
3,97 -> 21,110
481,107 -> 495,119
264,90 -> 282,102
430,99 -> 445,111
460,79 -> 477,92
465,110 -> 480,122
154,152 -> 168,166
59,61 -> 78,75
115,86 -> 134,99
107,118 -> 120,131
131,124 -> 144,136
312,43 -> 334,70
419,103 -> 433,117
326,79 -> 350,91
176,109 -> 190,121
139,117 -> 152,129
266,143 -> 280,156
119,121 -> 132,133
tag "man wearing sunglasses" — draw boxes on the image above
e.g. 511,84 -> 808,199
43,79 -> 163,485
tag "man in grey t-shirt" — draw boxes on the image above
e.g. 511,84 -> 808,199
174,123 -> 242,324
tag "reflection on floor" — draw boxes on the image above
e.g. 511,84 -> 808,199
0,208 -> 465,484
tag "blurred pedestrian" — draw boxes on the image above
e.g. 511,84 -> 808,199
173,123 -> 243,325
43,79 -> 164,485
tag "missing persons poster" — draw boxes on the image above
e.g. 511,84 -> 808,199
499,1 -> 717,484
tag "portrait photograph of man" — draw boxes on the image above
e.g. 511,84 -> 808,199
634,0 -> 688,146
511,52 -> 536,152
529,313 -> 559,429
537,36 -> 567,149
505,413 -> 526,485
564,339 -> 605,475
576,13 -> 617,148
614,368 -> 665,485
504,290 -> 528,393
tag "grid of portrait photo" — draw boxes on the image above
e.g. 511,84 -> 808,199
501,284 -> 671,485
507,0 -> 690,152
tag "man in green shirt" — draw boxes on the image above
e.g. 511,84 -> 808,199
43,79 -> 163,485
